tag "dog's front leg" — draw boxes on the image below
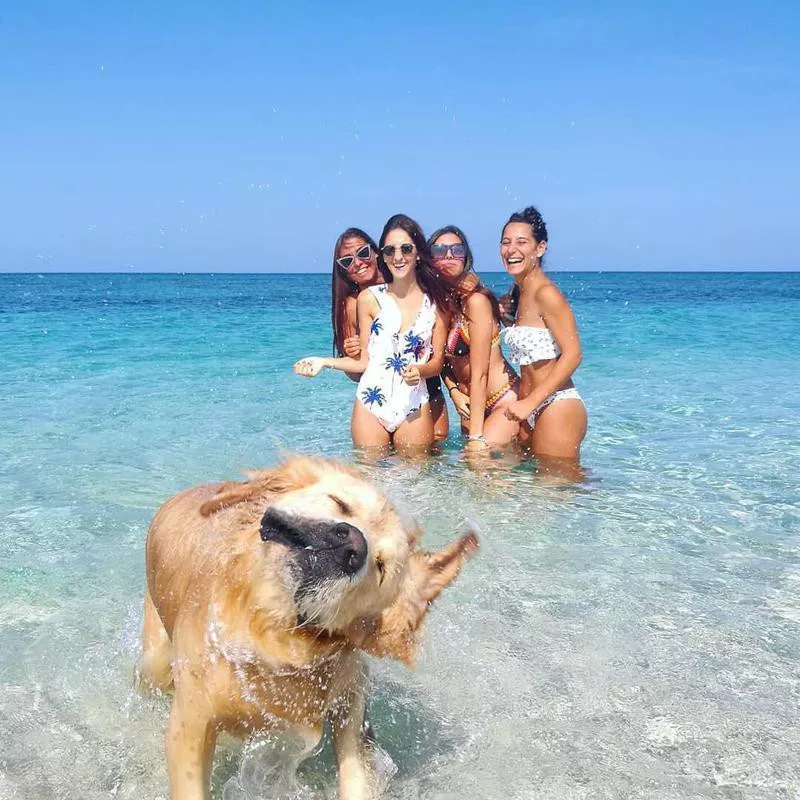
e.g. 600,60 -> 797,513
165,697 -> 217,800
331,687 -> 372,800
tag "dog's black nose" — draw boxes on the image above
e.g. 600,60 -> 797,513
259,508 -> 367,576
329,522 -> 367,575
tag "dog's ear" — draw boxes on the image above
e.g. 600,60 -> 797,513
199,481 -> 264,517
405,519 -> 424,549
346,530 -> 479,667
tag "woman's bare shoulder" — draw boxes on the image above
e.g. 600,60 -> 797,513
534,280 -> 568,312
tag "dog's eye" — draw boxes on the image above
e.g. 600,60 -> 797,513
376,555 -> 386,585
329,495 -> 352,515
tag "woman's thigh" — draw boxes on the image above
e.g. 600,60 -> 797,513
531,399 -> 587,460
482,393 -> 520,446
351,401 -> 391,448
392,405 -> 434,449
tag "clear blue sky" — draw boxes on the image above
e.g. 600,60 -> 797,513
1,1 -> 798,272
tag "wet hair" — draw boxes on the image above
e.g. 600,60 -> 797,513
330,227 -> 387,356
502,205 -> 549,321
427,224 -> 501,323
378,214 -> 456,319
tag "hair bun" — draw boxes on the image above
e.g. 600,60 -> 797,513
506,205 -> 548,243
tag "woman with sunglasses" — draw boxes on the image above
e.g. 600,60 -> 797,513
429,226 -> 521,450
296,214 -> 454,450
329,226 -> 450,436
330,228 -> 383,362
500,206 -> 587,466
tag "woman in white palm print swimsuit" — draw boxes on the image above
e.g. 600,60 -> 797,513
294,214 -> 454,450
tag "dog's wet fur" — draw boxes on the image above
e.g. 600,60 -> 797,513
137,455 -> 477,799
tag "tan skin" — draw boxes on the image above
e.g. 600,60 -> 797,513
297,228 -> 448,452
431,232 -> 520,451
500,222 -> 588,466
337,236 -> 382,360
335,235 -> 449,441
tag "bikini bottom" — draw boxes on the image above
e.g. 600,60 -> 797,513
527,387 -> 583,428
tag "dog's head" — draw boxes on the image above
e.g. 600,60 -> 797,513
199,455 -> 477,659
238,457 -> 417,632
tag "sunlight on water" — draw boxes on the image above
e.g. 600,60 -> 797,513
1,273 -> 799,799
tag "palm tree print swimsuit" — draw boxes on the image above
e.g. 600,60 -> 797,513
357,285 -> 437,432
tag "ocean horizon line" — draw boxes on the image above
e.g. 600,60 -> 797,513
2,268 -> 799,276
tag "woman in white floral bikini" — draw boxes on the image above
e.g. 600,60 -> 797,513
294,214 -> 454,450
500,206 -> 588,466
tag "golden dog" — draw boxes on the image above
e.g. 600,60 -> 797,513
138,455 -> 477,800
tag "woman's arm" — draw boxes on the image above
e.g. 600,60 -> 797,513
463,293 -> 494,439
295,291 -> 376,377
416,309 -> 448,379
441,360 -> 470,420
506,285 -> 582,418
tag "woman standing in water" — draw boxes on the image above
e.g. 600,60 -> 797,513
500,206 -> 587,465
330,227 -> 449,438
428,225 -> 520,450
330,228 -> 383,360
297,214 -> 453,450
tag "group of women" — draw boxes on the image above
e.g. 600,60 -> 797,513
293,206 -> 588,469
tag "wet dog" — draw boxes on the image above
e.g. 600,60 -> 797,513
137,455 -> 477,799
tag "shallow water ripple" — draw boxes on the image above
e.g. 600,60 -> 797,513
1,272 -> 799,799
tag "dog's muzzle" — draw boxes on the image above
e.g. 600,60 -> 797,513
259,507 -> 368,577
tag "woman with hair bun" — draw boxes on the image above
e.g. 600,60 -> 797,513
500,206 -> 587,466
296,214 -> 454,451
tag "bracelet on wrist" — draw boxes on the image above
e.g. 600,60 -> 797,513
467,434 -> 487,442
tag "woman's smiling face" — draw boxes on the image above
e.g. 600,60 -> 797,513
500,222 -> 547,277
431,232 -> 466,279
381,228 -> 417,281
337,236 -> 379,286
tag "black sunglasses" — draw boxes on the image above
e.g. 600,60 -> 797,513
336,244 -> 372,271
381,243 -> 415,259
431,243 -> 467,260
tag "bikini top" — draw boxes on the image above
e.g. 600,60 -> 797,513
445,315 -> 501,358
504,325 -> 561,365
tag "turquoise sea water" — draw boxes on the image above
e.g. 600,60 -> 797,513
1,271 -> 799,799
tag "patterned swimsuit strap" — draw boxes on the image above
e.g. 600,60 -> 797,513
484,363 -> 520,413
447,315 -> 500,354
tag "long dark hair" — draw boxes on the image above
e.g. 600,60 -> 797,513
427,224 -> 501,323
502,205 -> 549,321
378,214 -> 456,320
330,227 -> 385,356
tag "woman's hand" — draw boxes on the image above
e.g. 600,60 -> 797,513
294,357 -> 326,378
504,400 -> 531,423
402,365 -> 421,386
465,436 -> 489,451
343,335 -> 361,358
450,388 -> 471,420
